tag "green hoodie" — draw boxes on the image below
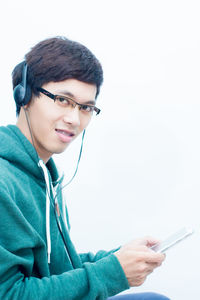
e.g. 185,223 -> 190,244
0,125 -> 129,300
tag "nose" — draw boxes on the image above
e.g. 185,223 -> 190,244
63,106 -> 81,127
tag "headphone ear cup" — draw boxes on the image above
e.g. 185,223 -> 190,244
13,84 -> 26,105
13,62 -> 31,107
13,83 -> 32,106
22,84 -> 32,106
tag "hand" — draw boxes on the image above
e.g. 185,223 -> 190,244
114,237 -> 165,287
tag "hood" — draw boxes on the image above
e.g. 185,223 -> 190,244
0,125 -> 60,185
0,124 -> 64,263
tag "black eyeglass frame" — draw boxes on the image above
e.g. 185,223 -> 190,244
37,87 -> 101,115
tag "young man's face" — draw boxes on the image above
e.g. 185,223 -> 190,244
17,79 -> 97,163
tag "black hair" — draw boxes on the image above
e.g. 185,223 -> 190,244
12,36 -> 103,115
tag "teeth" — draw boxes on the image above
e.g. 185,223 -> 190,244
61,131 -> 70,136
57,130 -> 72,136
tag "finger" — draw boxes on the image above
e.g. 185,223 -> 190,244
146,268 -> 154,275
143,252 -> 165,263
143,236 -> 162,247
146,261 -> 162,270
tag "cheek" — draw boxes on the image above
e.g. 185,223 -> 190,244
79,118 -> 91,132
29,105 -> 56,133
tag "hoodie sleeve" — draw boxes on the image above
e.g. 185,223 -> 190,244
79,248 -> 121,264
0,182 -> 129,300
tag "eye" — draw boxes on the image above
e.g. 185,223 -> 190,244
56,96 -> 71,106
80,105 -> 94,113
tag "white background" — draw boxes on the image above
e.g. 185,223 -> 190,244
1,1 -> 200,299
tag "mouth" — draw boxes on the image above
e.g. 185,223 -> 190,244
55,129 -> 75,137
55,129 -> 75,143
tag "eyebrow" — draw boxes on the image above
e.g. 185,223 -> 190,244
57,90 -> 96,105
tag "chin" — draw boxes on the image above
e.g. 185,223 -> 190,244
53,146 -> 70,155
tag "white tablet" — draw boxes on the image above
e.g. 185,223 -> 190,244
151,227 -> 194,253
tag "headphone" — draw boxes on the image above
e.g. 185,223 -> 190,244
13,62 -> 32,106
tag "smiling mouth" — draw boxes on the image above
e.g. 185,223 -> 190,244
55,129 -> 75,137
55,129 -> 75,143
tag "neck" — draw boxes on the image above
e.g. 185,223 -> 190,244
16,108 -> 50,164
17,108 -> 33,145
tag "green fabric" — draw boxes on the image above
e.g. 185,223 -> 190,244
0,125 -> 129,300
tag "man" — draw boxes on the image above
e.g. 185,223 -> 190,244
0,36 -> 170,300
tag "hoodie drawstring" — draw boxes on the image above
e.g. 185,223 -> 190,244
38,159 -> 51,264
62,191 -> 68,230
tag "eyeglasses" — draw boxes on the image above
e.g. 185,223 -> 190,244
37,87 -> 101,116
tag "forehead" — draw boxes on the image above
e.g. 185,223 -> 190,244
42,79 -> 97,102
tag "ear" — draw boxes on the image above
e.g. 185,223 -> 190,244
23,103 -> 29,110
